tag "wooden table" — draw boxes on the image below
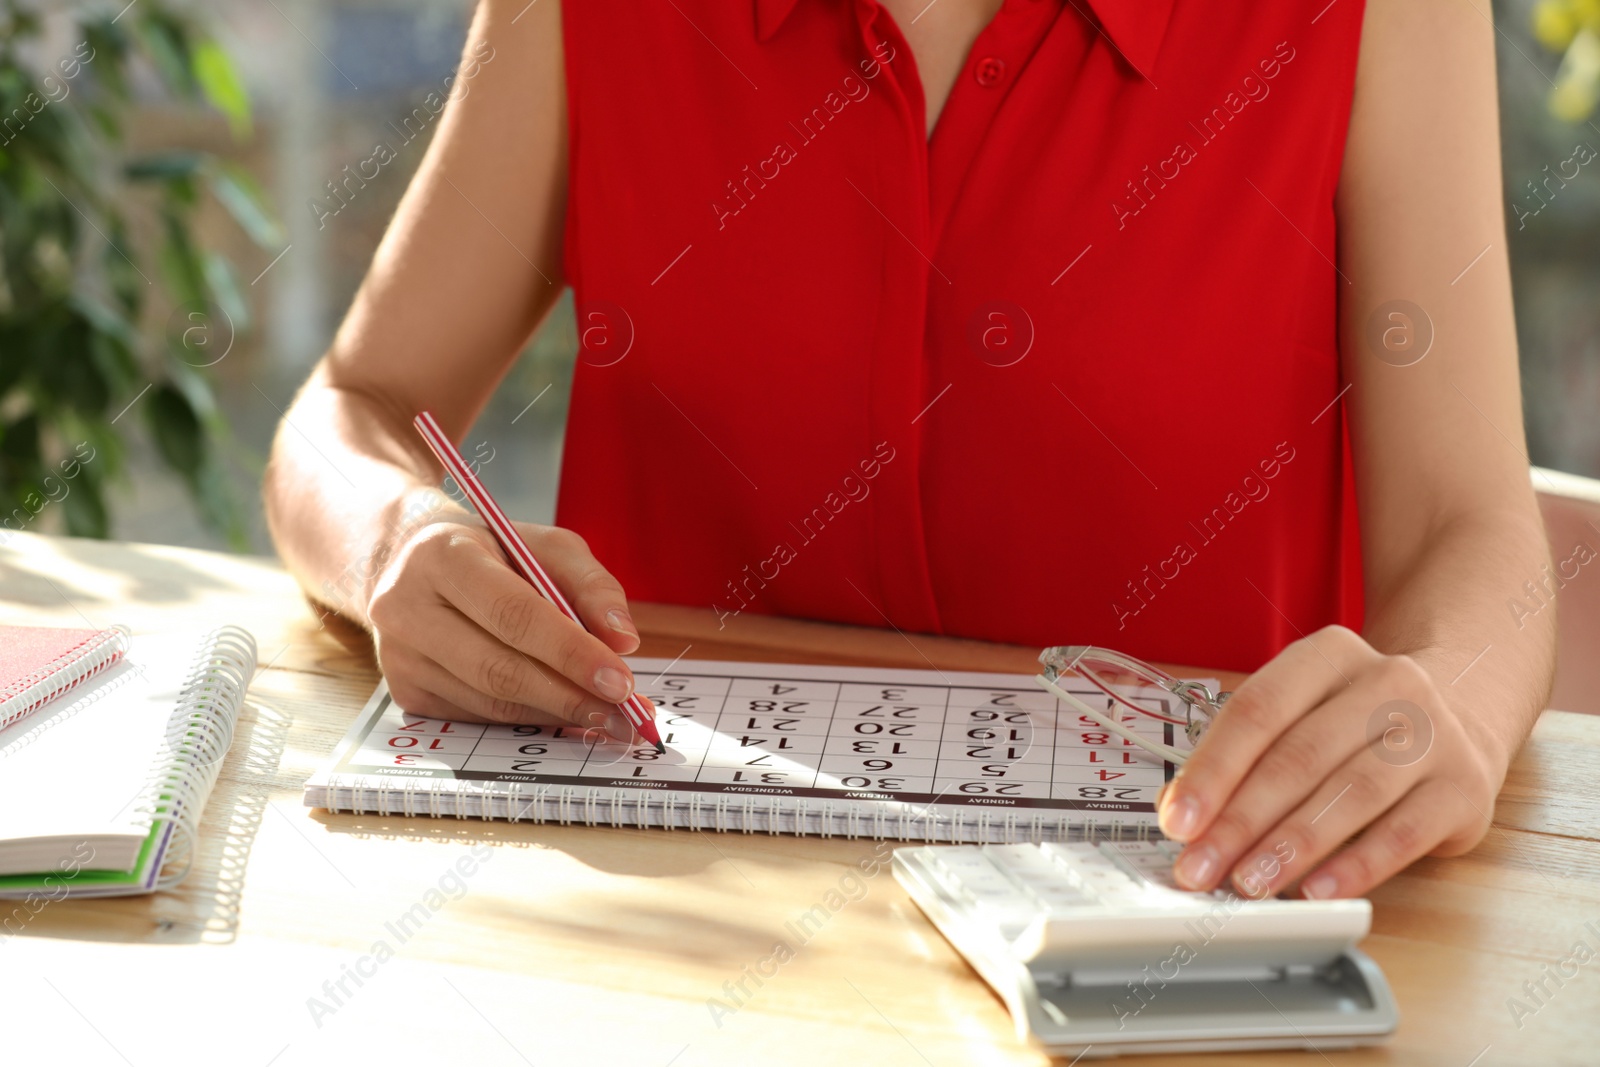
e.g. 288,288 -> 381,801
2,531 -> 1598,1066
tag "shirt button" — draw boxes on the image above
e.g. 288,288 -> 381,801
974,56 -> 1006,87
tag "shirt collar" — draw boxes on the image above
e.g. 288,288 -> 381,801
755,0 -> 1173,82
755,0 -> 802,41
1078,0 -> 1175,83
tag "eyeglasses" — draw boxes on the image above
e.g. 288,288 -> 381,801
1034,645 -> 1230,764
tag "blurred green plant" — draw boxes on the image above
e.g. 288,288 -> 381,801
1534,0 -> 1600,121
0,0 -> 279,547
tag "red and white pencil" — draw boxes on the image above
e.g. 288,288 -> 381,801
413,410 -> 664,752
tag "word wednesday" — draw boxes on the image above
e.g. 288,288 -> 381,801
711,40 -> 897,230
1112,41 -> 1297,229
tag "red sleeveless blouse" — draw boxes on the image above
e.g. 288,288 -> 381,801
555,0 -> 1367,672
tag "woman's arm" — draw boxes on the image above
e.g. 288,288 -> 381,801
1156,0 -> 1556,898
264,0 -> 648,739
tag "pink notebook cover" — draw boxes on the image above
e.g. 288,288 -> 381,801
0,625 -> 129,731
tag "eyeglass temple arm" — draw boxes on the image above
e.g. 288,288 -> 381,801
1033,673 -> 1191,765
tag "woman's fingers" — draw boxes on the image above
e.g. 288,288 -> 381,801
1159,626 -> 1376,842
430,601 -> 629,729
400,650 -> 639,742
366,518 -> 651,732
1215,739 -> 1422,898
372,568 -> 630,734
1171,679 -> 1408,890
1295,779 -> 1470,899
415,525 -> 638,705
515,522 -> 640,655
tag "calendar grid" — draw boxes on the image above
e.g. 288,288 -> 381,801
680,672 -> 733,783
927,682 -> 956,789
329,662 -> 1192,817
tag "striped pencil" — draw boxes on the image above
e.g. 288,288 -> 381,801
412,410 -> 664,752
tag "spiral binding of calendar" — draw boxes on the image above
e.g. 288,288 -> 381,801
317,775 -> 1156,844
0,625 -> 130,731
131,626 -> 258,889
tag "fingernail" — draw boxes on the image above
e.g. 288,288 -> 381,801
605,608 -> 637,638
1236,852 -> 1282,897
593,666 -> 632,703
603,711 -> 633,743
1159,792 -> 1202,840
1237,870 -> 1266,898
1174,843 -> 1219,889
1301,872 -> 1338,900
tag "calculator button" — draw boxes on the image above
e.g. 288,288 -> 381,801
935,847 -> 1000,872
934,852 -> 1026,895
1079,867 -> 1136,889
1096,842 -> 1230,905
1032,884 -> 1096,908
949,866 -> 1015,892
1130,862 -> 1185,891
989,855 -> 1065,880
984,843 -> 1060,864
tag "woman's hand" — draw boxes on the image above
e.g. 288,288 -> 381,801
1157,625 -> 1508,900
365,514 -> 650,743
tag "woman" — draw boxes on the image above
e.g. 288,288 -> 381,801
265,0 -> 1555,902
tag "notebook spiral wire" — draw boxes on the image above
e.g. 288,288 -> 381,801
134,626 -> 258,889
322,774 -> 1150,845
0,625 -> 131,730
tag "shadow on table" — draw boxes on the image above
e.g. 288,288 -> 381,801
3,700 -> 292,946
309,809 -> 900,968
309,808 -> 728,879
1,535 -> 241,614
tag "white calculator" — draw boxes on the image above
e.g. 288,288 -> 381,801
893,841 -> 1398,1058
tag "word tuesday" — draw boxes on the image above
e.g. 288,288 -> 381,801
711,40 -> 897,230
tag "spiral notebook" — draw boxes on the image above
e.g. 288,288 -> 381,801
306,658 -> 1200,843
0,626 -> 256,898
0,624 -> 130,731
